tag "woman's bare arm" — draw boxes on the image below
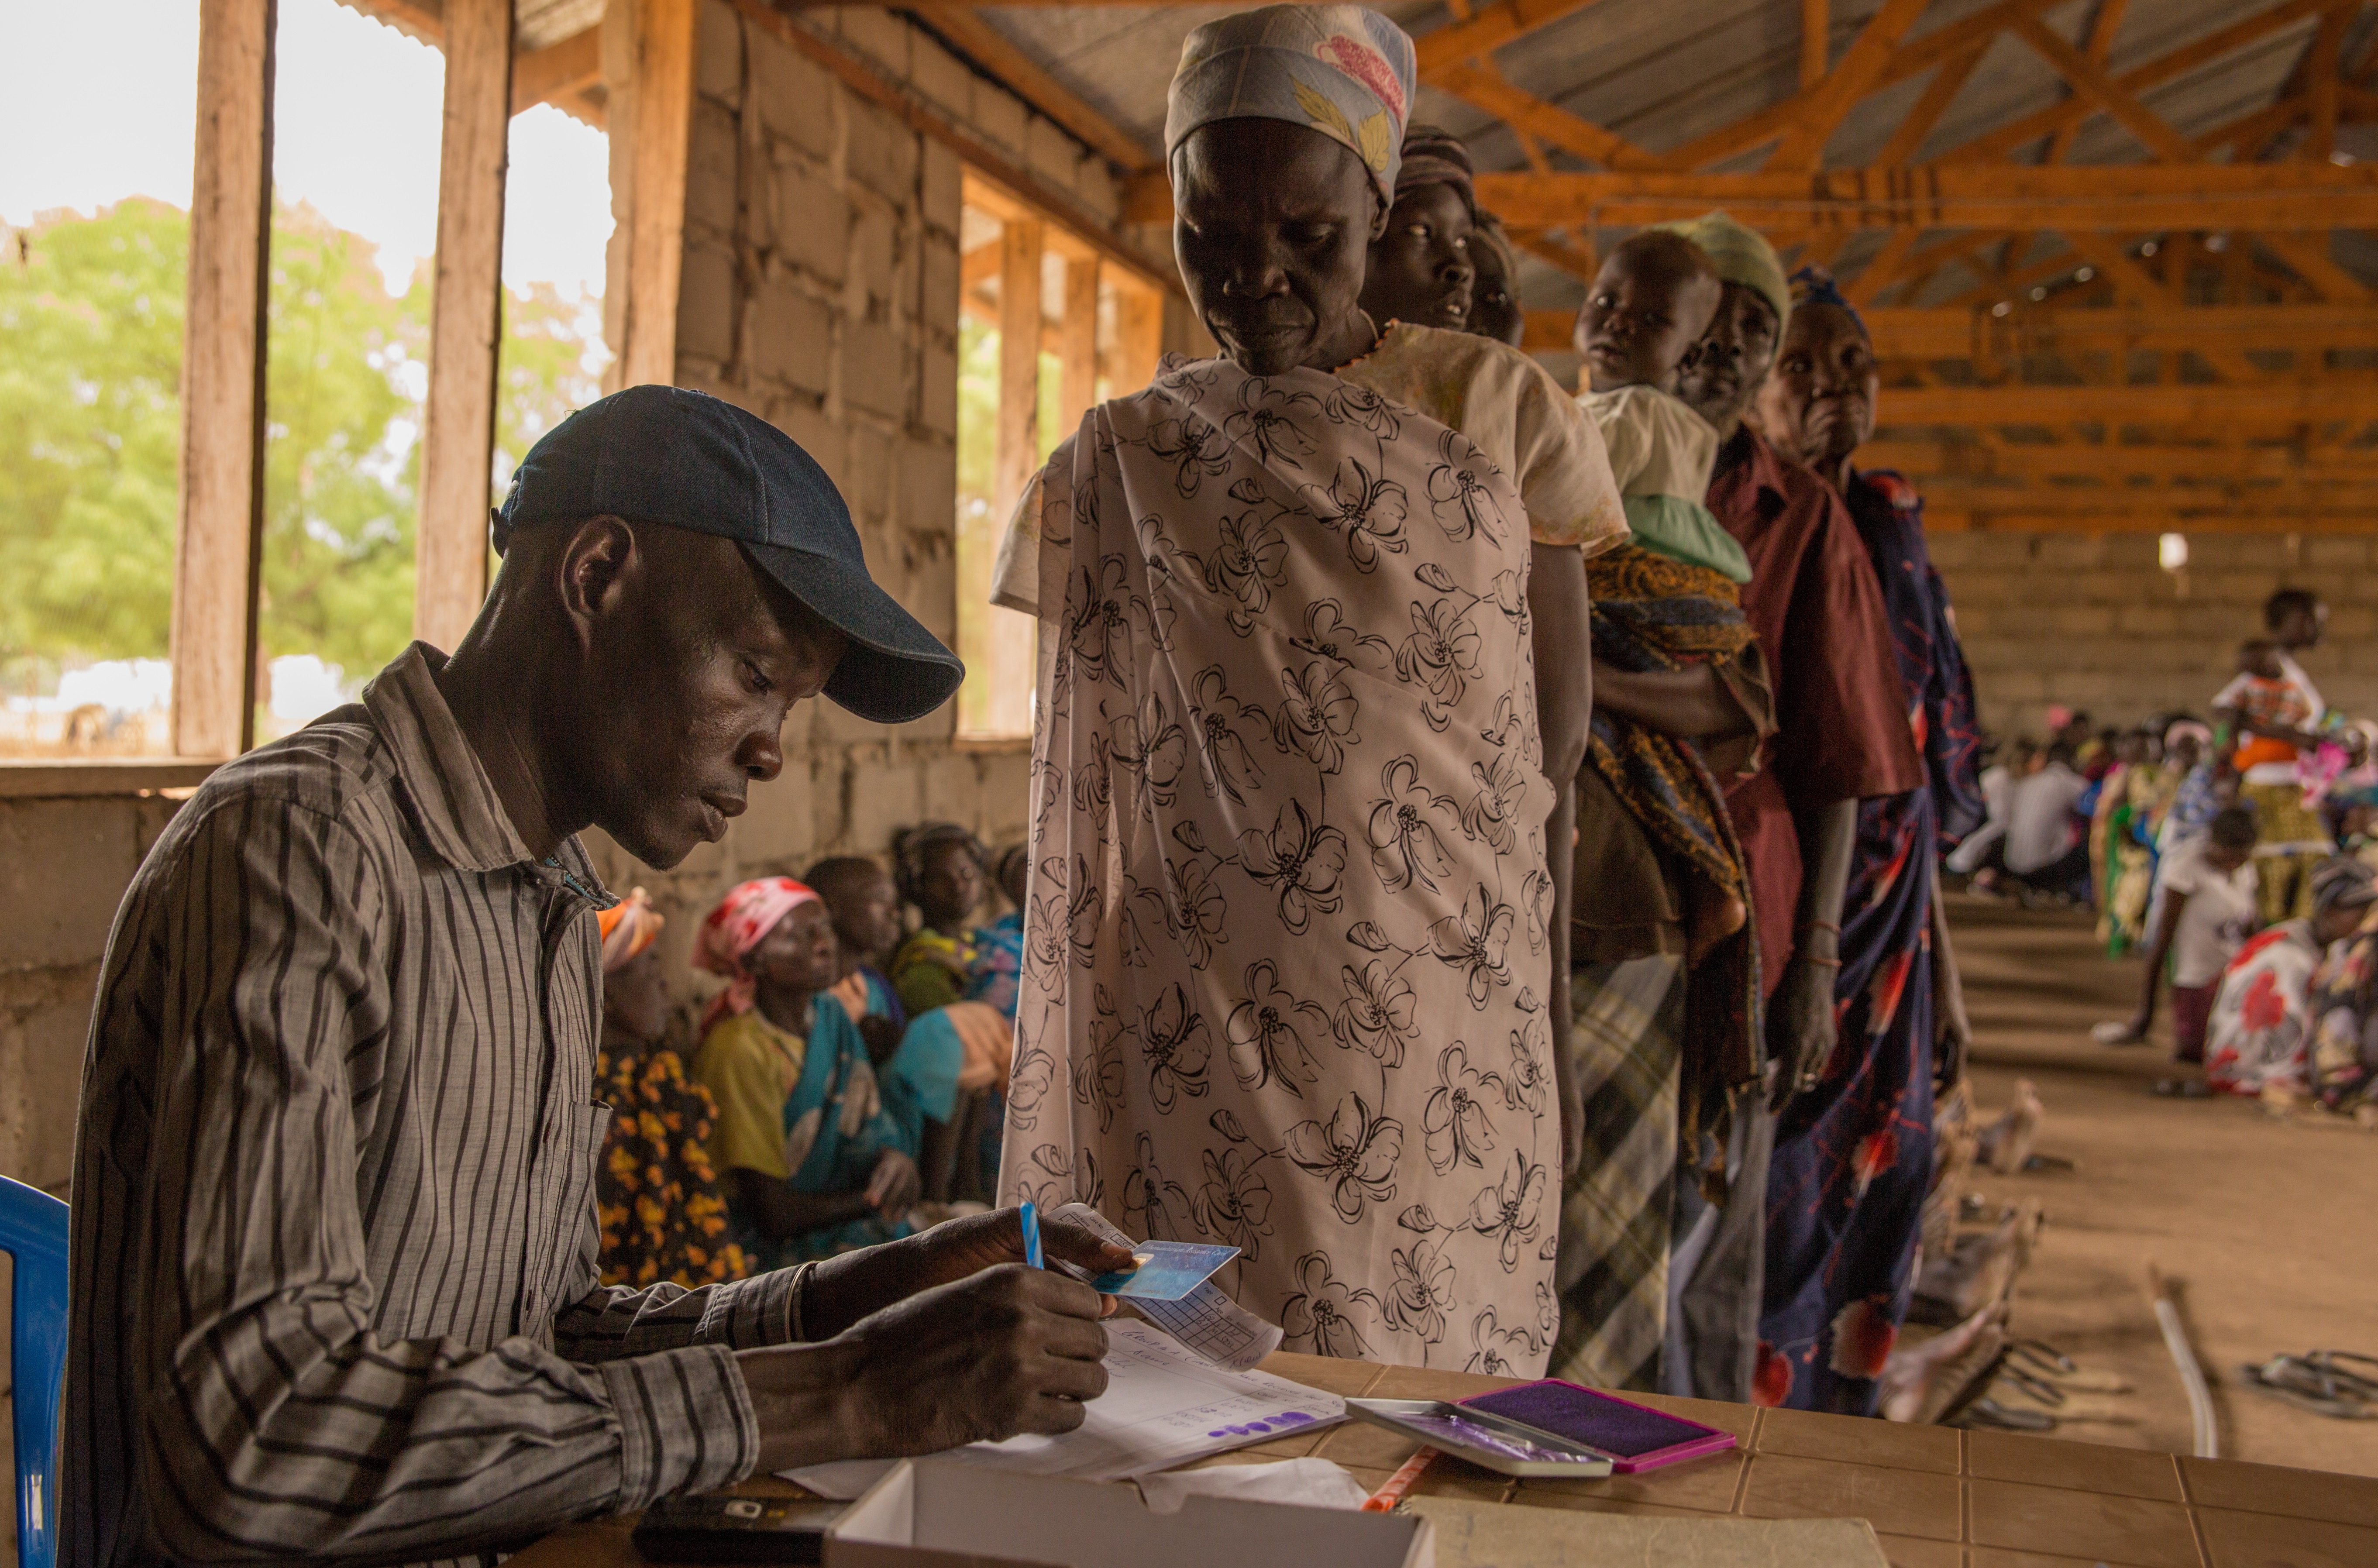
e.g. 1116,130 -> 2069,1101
1530,541 -> 1591,1177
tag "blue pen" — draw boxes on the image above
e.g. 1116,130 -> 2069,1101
1019,1200 -> 1044,1269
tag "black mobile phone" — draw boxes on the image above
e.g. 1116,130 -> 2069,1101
630,1494 -> 845,1564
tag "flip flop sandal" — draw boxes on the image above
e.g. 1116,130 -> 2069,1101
2010,1339 -> 2078,1376
2311,1351 -> 2378,1396
1961,1398 -> 2058,1432
1931,1344 -> 2014,1428
2242,1356 -> 2378,1419
1999,1365 -> 2068,1408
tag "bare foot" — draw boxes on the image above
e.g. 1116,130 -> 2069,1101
1879,1302 -> 2009,1424
1922,1080 -> 1978,1265
1977,1079 -> 2045,1174
1912,1200 -> 2044,1325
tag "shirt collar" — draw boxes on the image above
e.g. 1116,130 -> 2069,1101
1711,426 -> 1791,522
362,643 -> 568,880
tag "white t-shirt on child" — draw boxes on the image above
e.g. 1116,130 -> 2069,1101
2159,838 -> 2259,989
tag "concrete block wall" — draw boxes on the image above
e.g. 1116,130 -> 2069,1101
0,791 -> 184,1194
590,0 -> 1157,993
1929,530 -> 2378,742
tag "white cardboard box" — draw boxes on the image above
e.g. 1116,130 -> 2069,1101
823,1459 -> 1432,1568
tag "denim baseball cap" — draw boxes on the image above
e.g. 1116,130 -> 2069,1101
492,385 -> 963,725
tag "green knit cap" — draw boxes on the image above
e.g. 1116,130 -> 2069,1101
1649,210 -> 1790,337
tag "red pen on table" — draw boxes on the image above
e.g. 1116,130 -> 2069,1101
1361,1447 -> 1437,1512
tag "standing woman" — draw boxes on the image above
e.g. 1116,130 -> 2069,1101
1751,269 -> 1985,1413
992,5 -> 1626,1372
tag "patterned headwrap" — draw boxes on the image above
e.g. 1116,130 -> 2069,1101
595,886 -> 665,976
695,876 -> 822,1030
1166,4 -> 1417,204
1395,123 -> 1473,208
2164,719 -> 2214,753
1789,264 -> 1868,339
1650,211 -> 1790,337
2312,856 -> 2378,918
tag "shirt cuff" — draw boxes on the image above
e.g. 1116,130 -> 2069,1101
600,1345 -> 759,1510
693,1261 -> 815,1349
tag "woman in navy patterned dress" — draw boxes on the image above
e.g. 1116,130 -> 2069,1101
1748,270 -> 1985,1413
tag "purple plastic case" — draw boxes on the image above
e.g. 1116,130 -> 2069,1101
1458,1379 -> 1738,1473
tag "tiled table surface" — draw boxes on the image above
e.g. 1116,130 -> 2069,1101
511,1352 -> 2378,1568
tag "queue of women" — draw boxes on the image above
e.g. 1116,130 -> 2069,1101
963,4 -> 1985,1418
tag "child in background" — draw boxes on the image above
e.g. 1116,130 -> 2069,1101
888,824 -> 1014,1202
2097,807 -> 2260,1063
690,878 -> 958,1266
591,889 -> 747,1288
2220,640 -> 2312,773
805,855 -> 909,1059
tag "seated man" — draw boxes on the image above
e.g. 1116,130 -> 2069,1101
65,385 -> 1129,1568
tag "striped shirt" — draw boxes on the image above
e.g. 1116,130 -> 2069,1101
66,643 -> 809,1568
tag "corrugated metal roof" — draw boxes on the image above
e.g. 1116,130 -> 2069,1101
970,0 -> 2378,327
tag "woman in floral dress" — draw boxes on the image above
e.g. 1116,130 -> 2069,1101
993,4 -> 1623,1372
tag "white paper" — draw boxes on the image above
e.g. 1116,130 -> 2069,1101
1052,1201 -> 1284,1370
785,1319 -> 1344,1499
1136,1457 -> 1372,1514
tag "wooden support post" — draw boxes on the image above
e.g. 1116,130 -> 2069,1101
603,0 -> 697,389
172,0 -> 275,759
1801,0 -> 1829,87
1059,255 -> 1100,431
416,0 -> 514,650
1108,276 -> 1163,396
996,217 -> 1045,520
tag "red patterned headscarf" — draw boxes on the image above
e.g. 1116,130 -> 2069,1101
695,877 -> 822,1031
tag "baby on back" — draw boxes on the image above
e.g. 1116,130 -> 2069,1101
1572,230 -> 1748,585
1570,230 -> 1761,964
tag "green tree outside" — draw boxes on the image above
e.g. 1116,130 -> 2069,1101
0,198 -> 605,700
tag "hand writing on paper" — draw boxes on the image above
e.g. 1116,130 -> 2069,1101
741,1265 -> 1113,1473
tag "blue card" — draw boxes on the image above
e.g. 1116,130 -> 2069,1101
1090,1240 -> 1240,1300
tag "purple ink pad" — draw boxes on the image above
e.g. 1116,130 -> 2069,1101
1459,1380 -> 1737,1473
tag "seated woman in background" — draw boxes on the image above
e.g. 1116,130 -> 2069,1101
592,888 -> 748,1288
2305,858 -> 2378,1112
887,823 -> 1016,1200
806,853 -> 910,1050
2206,857 -> 2378,1097
691,877 -> 961,1265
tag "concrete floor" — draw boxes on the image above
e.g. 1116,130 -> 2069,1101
1947,893 -> 2378,1478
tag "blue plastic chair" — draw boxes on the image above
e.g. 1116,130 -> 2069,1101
0,1175 -> 68,1568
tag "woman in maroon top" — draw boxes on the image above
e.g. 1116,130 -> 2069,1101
1652,213 -> 1921,1403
